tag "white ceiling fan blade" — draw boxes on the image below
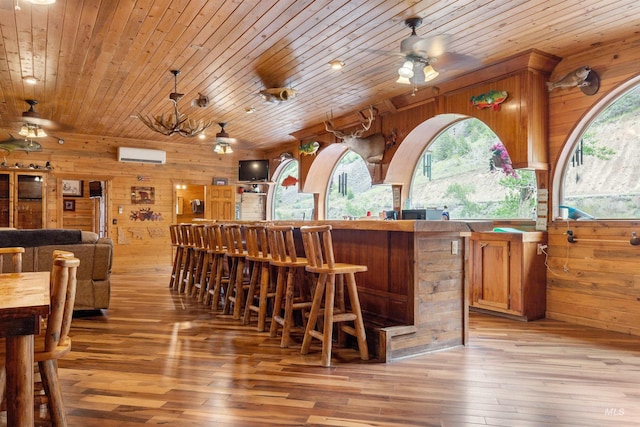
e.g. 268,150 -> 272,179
412,34 -> 451,58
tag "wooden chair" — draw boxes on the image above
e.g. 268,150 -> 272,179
181,224 -> 202,294
299,225 -> 369,367
222,224 -> 249,319
204,224 -> 229,310
0,253 -> 80,426
267,225 -> 313,348
0,247 -> 24,407
243,224 -> 276,331
0,246 -> 24,273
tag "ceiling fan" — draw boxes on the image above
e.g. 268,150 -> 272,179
394,17 -> 477,87
213,122 -> 235,154
16,99 -> 69,139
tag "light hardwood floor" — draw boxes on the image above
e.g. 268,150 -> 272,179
4,269 -> 640,426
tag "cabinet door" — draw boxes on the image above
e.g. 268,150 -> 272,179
15,173 -> 44,229
473,239 -> 510,311
0,173 -> 10,227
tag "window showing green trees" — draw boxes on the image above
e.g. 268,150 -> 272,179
409,118 -> 537,219
326,151 -> 393,219
272,161 -> 314,220
561,85 -> 640,219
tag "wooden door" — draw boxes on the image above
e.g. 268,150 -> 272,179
205,185 -> 235,220
472,239 -> 510,311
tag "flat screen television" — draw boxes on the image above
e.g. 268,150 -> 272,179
238,159 -> 269,182
401,209 -> 427,220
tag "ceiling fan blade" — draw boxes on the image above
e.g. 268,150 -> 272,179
430,52 -> 481,72
21,116 -> 71,131
411,34 -> 452,58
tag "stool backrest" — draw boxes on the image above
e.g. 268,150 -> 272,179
169,224 -> 180,246
47,255 -> 80,352
179,223 -> 192,247
223,224 -> 245,256
206,223 -> 226,253
300,225 -> 335,269
267,225 -> 300,263
192,224 -> 206,249
0,246 -> 24,273
245,224 -> 269,259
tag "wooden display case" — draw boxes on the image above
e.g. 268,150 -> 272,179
469,230 -> 547,320
0,171 -> 46,229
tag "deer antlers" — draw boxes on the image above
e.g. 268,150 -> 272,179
325,105 -> 375,140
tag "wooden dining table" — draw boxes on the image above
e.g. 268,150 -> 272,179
0,271 -> 50,426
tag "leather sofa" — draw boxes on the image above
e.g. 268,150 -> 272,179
0,228 -> 113,310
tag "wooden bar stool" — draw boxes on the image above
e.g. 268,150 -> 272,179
189,224 -> 210,299
243,224 -> 276,331
168,224 -> 181,289
299,225 -> 369,367
0,246 -> 24,273
204,224 -> 229,310
267,225 -> 313,348
179,223 -> 197,293
222,224 -> 249,319
172,224 -> 190,292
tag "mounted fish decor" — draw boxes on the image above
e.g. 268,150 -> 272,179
470,90 -> 508,110
546,65 -> 600,95
280,175 -> 298,187
0,134 -> 43,153
299,141 -> 320,156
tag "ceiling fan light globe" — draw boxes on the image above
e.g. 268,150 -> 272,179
214,144 -> 223,154
398,61 -> 414,79
423,65 -> 439,81
36,128 -> 47,138
396,76 -> 411,84
225,145 -> 233,154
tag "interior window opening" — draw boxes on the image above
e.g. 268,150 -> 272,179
326,151 -> 393,219
561,85 -> 640,220
272,160 -> 314,220
408,118 -> 537,220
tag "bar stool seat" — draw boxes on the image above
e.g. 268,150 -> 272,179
300,225 -> 369,367
267,225 -> 312,348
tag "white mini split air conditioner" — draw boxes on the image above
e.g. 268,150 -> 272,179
117,147 -> 166,164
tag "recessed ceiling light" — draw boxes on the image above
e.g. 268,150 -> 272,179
245,107 -> 256,114
23,76 -> 37,85
328,60 -> 345,70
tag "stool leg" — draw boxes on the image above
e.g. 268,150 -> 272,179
301,272 -> 328,356
320,273 -> 336,367
222,258 -> 238,315
269,266 -> 284,336
211,255 -> 226,310
256,263 -> 270,332
281,266 -> 296,347
345,272 -> 369,361
232,258 -> 246,319
243,261 -> 261,325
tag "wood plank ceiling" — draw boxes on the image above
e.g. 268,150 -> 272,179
0,0 -> 639,151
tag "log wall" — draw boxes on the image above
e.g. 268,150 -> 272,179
545,34 -> 640,333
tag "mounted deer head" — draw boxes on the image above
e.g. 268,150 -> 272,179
324,106 -> 385,163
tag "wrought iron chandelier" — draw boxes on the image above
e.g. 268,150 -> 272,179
138,70 -> 213,137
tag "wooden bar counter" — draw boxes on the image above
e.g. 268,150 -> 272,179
255,219 -> 479,362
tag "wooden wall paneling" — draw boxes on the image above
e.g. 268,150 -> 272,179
545,221 -> 640,335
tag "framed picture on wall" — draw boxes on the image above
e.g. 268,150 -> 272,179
213,177 -> 228,186
131,186 -> 155,204
63,199 -> 76,212
62,179 -> 83,197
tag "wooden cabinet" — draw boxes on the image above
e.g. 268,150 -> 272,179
470,231 -> 547,320
0,171 -> 46,229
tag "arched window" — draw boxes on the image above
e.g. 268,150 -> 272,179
271,160 -> 314,220
326,151 -> 393,219
409,118 -> 537,219
560,85 -> 640,219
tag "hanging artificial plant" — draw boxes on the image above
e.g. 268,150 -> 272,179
490,142 -> 517,177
